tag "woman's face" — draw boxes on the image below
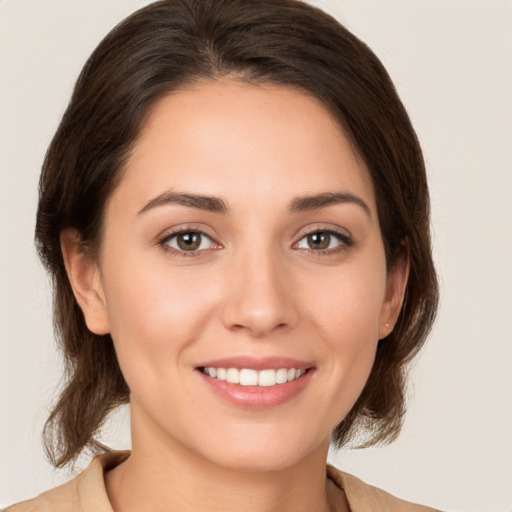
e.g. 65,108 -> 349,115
73,80 -> 407,471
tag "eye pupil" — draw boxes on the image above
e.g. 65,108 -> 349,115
177,232 -> 201,250
308,232 -> 330,250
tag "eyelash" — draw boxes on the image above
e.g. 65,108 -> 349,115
293,228 -> 354,255
157,228 -> 219,257
157,228 -> 354,257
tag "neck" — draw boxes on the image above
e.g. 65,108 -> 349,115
105,409 -> 348,512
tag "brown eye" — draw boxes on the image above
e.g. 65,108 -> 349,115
163,231 -> 214,252
177,232 -> 201,250
306,232 -> 331,250
295,230 -> 351,252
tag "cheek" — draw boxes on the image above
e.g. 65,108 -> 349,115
310,262 -> 387,339
306,258 -> 387,393
99,254 -> 220,377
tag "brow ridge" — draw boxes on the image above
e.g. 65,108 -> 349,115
289,191 -> 371,217
138,191 -> 228,215
138,190 -> 370,217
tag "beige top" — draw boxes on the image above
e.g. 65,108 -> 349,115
5,451 -> 441,512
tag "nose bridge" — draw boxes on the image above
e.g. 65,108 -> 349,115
221,238 -> 298,336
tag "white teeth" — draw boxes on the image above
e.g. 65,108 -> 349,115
258,369 -> 276,387
202,366 -> 307,386
276,368 -> 288,384
226,368 -> 239,384
239,369 -> 258,386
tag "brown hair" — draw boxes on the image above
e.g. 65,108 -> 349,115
36,0 -> 438,467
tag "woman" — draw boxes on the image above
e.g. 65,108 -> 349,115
6,0 -> 439,510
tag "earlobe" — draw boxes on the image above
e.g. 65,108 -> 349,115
60,228 -> 110,335
378,242 -> 410,339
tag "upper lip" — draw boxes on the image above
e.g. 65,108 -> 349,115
196,356 -> 314,371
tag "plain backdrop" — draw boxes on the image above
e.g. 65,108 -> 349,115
1,1 -> 511,511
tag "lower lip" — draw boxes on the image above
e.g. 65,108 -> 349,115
197,369 -> 314,409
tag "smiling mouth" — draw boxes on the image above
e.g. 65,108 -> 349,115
200,367 -> 307,387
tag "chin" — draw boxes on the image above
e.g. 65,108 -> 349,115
205,449 -> 309,473
194,427 -> 329,473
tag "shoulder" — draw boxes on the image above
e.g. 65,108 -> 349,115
327,465 -> 443,512
4,451 -> 129,512
3,476 -> 81,512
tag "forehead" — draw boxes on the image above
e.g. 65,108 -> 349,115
115,80 -> 375,213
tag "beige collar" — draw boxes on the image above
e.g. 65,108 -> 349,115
7,451 -> 439,512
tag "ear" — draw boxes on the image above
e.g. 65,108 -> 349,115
60,228 -> 110,335
378,241 -> 410,339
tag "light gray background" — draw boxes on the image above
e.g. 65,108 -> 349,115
1,1 -> 511,510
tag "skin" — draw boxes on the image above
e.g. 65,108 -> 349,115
62,80 -> 408,512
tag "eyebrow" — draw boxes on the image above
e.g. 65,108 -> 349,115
137,190 -> 371,217
289,191 -> 371,217
138,191 -> 229,215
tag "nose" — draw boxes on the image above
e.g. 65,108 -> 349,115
221,246 -> 299,338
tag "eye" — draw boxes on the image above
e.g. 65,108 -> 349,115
161,230 -> 216,253
295,230 -> 351,252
